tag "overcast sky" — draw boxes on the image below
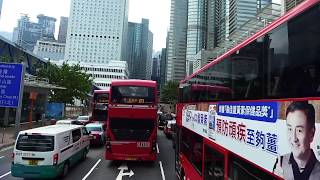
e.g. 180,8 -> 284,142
0,0 -> 170,52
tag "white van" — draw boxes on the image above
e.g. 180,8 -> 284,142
11,125 -> 90,179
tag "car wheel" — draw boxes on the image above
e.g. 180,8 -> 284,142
62,162 -> 69,177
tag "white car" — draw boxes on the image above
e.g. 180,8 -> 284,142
76,115 -> 91,125
56,119 -> 83,125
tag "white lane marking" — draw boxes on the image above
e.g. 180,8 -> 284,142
159,161 -> 166,180
0,146 -> 13,153
0,156 -> 4,159
81,159 -> 101,180
156,143 -> 159,154
0,171 -> 11,179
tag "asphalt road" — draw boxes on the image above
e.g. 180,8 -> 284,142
0,130 -> 178,180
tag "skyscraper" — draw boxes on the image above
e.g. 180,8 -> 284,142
160,48 -> 167,87
58,17 -> 68,43
126,19 -> 153,80
65,0 -> 128,64
228,0 -> 272,37
37,14 -> 56,38
166,0 -> 188,82
64,0 -> 129,89
12,14 -> 56,52
186,0 -> 208,76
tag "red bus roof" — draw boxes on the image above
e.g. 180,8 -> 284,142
180,0 -> 319,84
111,79 -> 157,87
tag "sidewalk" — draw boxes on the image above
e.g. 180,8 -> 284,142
0,121 -> 50,151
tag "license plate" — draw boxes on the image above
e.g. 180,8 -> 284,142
29,160 -> 38,165
137,142 -> 150,147
126,157 -> 137,161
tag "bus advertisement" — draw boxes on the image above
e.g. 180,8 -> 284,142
91,89 -> 109,122
175,0 -> 320,179
105,80 -> 158,161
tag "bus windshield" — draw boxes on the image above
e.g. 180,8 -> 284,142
111,86 -> 155,104
94,93 -> 109,103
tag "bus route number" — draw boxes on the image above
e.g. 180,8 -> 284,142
137,142 -> 150,148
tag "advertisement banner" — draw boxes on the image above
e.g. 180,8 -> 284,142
182,100 -> 320,179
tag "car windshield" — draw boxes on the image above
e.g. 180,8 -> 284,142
86,126 -> 102,132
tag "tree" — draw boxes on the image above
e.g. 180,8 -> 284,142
37,62 -> 92,105
160,80 -> 179,104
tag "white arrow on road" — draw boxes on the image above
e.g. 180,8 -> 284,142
116,163 -> 134,180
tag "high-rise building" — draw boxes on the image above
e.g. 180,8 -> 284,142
65,0 -> 128,64
64,0 -> 129,89
151,56 -> 161,90
160,48 -> 167,87
151,57 -> 160,79
228,0 -> 271,37
126,19 -> 153,80
37,14 -> 56,38
58,17 -> 68,43
186,0 -> 208,76
166,0 -> 188,82
12,14 -> 56,51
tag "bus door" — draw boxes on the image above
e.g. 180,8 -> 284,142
203,138 -> 228,180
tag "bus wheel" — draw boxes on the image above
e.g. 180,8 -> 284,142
62,162 -> 69,177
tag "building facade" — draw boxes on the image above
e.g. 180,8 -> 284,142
126,19 -> 153,80
64,0 -> 129,89
160,48 -> 167,87
80,61 -> 128,89
65,0 -> 128,64
58,16 -> 68,43
52,61 -> 129,89
166,0 -> 188,82
33,38 -> 65,61
186,0 -> 208,76
283,0 -> 304,12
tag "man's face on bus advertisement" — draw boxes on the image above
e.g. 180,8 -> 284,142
286,110 -> 315,159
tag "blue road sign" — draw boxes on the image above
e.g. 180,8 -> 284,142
0,63 -> 23,108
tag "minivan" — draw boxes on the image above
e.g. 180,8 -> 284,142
11,125 -> 90,179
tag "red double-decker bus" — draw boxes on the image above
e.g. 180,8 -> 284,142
105,80 -> 158,161
175,0 -> 320,179
91,89 -> 109,122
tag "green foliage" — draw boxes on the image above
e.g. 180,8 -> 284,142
160,80 -> 179,104
37,62 -> 92,105
0,55 -> 11,62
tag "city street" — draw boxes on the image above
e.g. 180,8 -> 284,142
0,130 -> 178,180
